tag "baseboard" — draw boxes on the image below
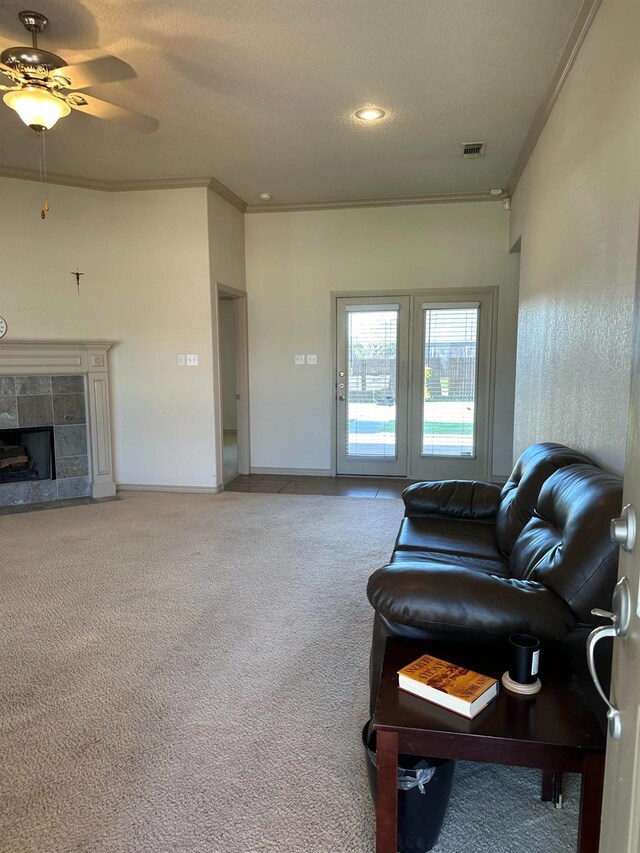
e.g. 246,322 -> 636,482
117,483 -> 222,494
92,482 -> 117,499
250,467 -> 332,477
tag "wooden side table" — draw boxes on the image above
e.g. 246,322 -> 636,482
373,638 -> 606,853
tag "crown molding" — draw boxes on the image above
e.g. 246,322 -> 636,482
506,0 -> 603,197
206,177 -> 247,212
0,164 -> 114,191
245,191 -> 504,214
0,164 -> 247,209
0,164 -> 498,212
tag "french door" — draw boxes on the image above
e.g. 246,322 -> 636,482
335,297 -> 410,476
335,291 -> 495,479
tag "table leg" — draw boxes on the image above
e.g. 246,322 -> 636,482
577,753 -> 605,853
541,770 -> 564,807
376,730 -> 398,853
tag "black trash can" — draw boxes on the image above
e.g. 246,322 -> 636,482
362,720 -> 455,853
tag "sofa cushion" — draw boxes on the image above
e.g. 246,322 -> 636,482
402,479 -> 502,520
495,443 -> 596,557
390,548 -> 509,576
395,516 -> 503,564
509,464 -> 623,623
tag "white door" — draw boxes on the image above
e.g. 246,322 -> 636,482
336,297 -> 410,476
598,277 -> 640,852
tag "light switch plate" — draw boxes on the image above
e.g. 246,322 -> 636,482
177,354 -> 186,366
187,354 -> 199,366
306,354 -> 317,365
295,354 -> 305,365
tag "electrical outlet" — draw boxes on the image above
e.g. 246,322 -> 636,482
177,354 -> 186,366
306,354 -> 317,365
187,354 -> 199,366
294,354 -> 305,365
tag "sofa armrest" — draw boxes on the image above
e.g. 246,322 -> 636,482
402,480 -> 502,520
367,563 -> 576,640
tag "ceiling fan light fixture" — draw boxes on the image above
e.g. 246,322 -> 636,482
3,86 -> 70,130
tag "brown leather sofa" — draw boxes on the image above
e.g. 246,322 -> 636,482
367,443 -> 623,711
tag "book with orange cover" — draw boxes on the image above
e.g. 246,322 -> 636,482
398,654 -> 499,719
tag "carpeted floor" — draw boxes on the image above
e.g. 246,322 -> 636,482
0,491 -> 580,853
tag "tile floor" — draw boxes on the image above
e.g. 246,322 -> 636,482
223,429 -> 239,483
225,473 -> 416,498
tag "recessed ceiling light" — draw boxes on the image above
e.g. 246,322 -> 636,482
489,188 -> 504,196
259,192 -> 272,201
355,107 -> 385,121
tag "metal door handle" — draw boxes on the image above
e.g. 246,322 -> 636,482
338,395 -> 345,401
587,576 -> 631,740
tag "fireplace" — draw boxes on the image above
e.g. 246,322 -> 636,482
0,426 -> 56,484
0,341 -> 115,506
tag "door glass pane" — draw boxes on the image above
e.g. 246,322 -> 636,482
422,306 -> 478,457
346,308 -> 398,458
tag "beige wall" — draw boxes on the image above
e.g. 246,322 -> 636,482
509,0 -> 640,476
0,178 -> 220,489
207,191 -> 246,293
245,201 -> 519,478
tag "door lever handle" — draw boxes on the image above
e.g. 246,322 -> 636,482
586,576 -> 631,740
591,608 -> 616,621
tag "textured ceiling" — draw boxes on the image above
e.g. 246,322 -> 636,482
0,0 -> 581,204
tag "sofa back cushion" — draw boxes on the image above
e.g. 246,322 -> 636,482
509,464 -> 623,623
496,443 -> 596,556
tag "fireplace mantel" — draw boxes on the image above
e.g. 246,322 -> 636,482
0,340 -> 116,499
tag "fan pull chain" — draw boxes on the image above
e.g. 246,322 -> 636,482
38,130 -> 50,219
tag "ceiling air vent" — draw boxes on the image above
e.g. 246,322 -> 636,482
460,142 -> 486,159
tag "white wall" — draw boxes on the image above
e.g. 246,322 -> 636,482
509,0 -> 640,476
245,201 -> 518,479
0,178 -> 219,489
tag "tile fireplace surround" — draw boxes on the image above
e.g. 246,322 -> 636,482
0,341 -> 116,507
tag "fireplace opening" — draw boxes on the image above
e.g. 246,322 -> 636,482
0,427 -> 56,484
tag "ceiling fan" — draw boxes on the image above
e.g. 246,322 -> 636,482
0,10 -> 158,134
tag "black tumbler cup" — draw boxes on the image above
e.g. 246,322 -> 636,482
508,634 -> 540,685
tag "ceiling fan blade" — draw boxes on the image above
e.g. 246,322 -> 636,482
67,92 -> 158,134
52,56 -> 136,90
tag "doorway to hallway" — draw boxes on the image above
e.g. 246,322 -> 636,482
213,283 -> 250,489
219,296 -> 239,482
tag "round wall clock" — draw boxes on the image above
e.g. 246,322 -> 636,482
0,317 -> 6,338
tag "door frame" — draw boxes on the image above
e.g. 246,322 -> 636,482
211,282 -> 251,489
330,287 -> 497,479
